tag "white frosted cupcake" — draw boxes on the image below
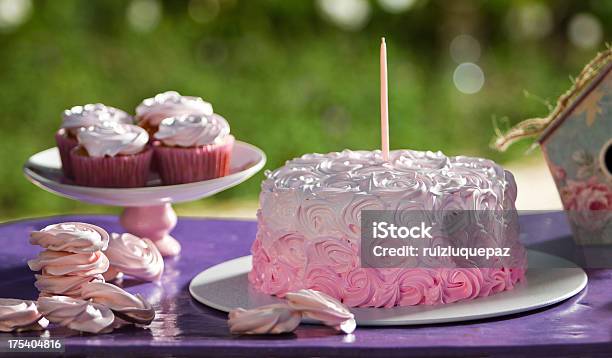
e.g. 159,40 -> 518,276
153,114 -> 234,184
56,104 -> 132,179
70,122 -> 152,187
135,91 -> 213,137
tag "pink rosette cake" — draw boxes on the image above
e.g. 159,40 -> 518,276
135,90 -> 213,137
56,104 -> 132,179
71,121 -> 152,188
153,114 -> 234,184
249,149 -> 527,308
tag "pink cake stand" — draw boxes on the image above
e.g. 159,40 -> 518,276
23,141 -> 266,256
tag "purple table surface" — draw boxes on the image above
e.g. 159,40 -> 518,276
0,212 -> 610,357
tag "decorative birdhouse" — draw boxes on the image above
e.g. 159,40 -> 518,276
496,50 -> 612,245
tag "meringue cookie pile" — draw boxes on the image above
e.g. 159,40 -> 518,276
103,233 -> 164,282
0,222 -> 158,334
29,222 -> 110,297
228,289 -> 356,335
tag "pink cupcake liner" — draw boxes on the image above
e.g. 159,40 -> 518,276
154,135 -> 234,185
70,147 -> 153,188
55,129 -> 78,179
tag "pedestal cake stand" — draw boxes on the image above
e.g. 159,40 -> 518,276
23,141 -> 266,256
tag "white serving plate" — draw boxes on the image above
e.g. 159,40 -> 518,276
189,250 -> 587,326
23,141 -> 266,207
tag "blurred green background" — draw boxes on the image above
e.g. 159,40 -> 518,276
0,0 -> 609,220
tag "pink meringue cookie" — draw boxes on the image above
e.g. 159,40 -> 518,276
30,222 -> 110,253
28,251 -> 109,277
104,233 -> 164,282
285,289 -> 356,334
37,296 -> 115,334
80,282 -> 155,325
228,304 -> 301,335
0,299 -> 49,332
35,274 -> 104,297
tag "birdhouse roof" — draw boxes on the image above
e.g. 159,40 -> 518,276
538,61 -> 612,144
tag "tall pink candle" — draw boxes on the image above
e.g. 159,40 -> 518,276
380,37 -> 389,161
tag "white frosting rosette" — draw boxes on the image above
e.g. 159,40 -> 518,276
136,91 -> 213,128
62,103 -> 132,131
77,122 -> 149,157
81,282 -> 155,325
154,114 -> 230,147
30,222 -> 110,253
0,299 -> 49,332
228,304 -> 301,335
103,233 -> 164,282
285,289 -> 355,334
37,296 -> 115,334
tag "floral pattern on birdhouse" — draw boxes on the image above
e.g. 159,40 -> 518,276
540,64 -> 612,245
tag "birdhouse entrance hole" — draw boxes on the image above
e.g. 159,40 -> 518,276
601,139 -> 612,179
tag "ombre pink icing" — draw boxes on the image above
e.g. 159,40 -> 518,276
103,233 -> 164,282
249,149 -> 527,307
0,299 -> 49,332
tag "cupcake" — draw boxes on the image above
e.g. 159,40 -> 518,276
70,122 -> 152,188
135,91 -> 213,137
56,104 -> 132,179
153,114 -> 234,185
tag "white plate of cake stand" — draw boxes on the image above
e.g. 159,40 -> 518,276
23,141 -> 266,257
189,250 -> 588,326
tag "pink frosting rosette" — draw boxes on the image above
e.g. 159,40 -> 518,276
285,289 -> 356,334
259,259 -> 298,296
0,299 -> 49,332
269,232 -> 306,268
248,237 -> 270,288
479,268 -> 512,297
439,268 -> 483,304
304,265 -> 344,299
296,199 -> 340,237
394,268 -> 442,305
37,296 -> 115,334
28,251 -> 109,277
103,233 -> 164,282
228,304 -> 301,335
81,282 -> 155,325
341,268 -> 385,307
30,222 -> 110,253
305,237 -> 358,274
